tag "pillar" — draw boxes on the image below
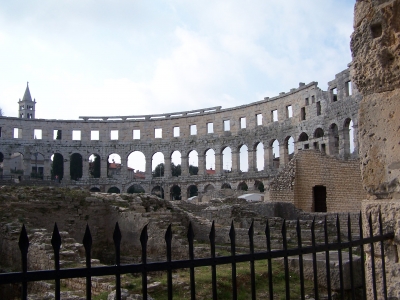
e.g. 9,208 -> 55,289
181,155 -> 189,176
43,158 -> 51,179
101,157 -> 108,179
63,158 -> 70,181
264,145 -> 273,169
23,157 -> 31,178
215,153 -> 222,175
164,157 -> 171,178
248,149 -> 256,172
145,156 -> 152,179
198,155 -> 205,175
231,150 -> 239,173
2,156 -> 10,176
82,157 -> 89,179
279,143 -> 288,166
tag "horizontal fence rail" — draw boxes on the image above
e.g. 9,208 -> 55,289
0,211 -> 394,300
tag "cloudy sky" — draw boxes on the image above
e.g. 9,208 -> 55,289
0,0 -> 355,120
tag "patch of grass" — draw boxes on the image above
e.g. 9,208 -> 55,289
93,292 -> 109,300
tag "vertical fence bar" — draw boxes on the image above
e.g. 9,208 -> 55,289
248,220 -> 256,300
51,223 -> 61,300
113,222 -> 122,300
347,214 -> 355,300
296,219 -> 305,300
368,213 -> 377,300
140,225 -> 149,300
18,224 -> 29,300
165,224 -> 173,300
311,218 -> 319,300
336,215 -> 344,300
378,211 -> 388,300
82,224 -> 92,300
324,217 -> 332,300
229,221 -> 237,300
209,221 -> 217,300
187,222 -> 196,300
282,219 -> 290,300
265,220 -> 273,300
359,212 -> 367,300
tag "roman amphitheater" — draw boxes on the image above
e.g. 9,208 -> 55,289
0,67 -> 365,213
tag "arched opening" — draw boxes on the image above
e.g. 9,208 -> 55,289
152,152 -> 165,177
284,137 -> 295,162
271,140 -> 280,168
238,182 -> 248,191
255,142 -> 264,171
51,153 -> 64,180
30,152 -> 44,179
314,128 -> 324,138
222,147 -> 232,173
329,124 -> 339,155
298,132 -> 309,142
349,120 -> 354,153
170,185 -> 181,200
89,154 -> 101,178
90,187 -> 101,192
70,153 -> 82,181
239,145 -> 248,172
151,186 -> 164,198
313,185 -> 327,212
127,184 -> 145,194
205,149 -> 215,173
254,180 -> 265,192
187,185 -> 198,198
188,150 -> 198,175
171,151 -> 182,177
221,183 -> 231,189
10,152 -> 24,176
204,184 -> 215,192
343,119 -> 354,158
108,153 -> 122,178
108,186 -> 120,194
127,151 -> 146,180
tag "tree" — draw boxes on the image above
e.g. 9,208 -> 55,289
171,163 -> 181,177
189,165 -> 198,175
153,163 -> 164,177
70,153 -> 82,180
89,154 -> 101,178
51,153 -> 64,180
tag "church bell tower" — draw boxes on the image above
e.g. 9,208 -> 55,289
18,82 -> 36,119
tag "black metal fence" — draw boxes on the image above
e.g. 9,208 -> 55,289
0,212 -> 394,300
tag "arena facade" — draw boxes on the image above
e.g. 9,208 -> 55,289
0,67 -> 363,211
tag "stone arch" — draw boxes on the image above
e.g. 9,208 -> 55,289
152,152 -> 165,177
10,152 -> 24,175
89,154 -> 101,178
171,150 -> 182,177
329,123 -> 339,155
151,186 -> 164,198
188,150 -> 198,175
30,152 -> 45,178
205,148 -> 215,172
254,180 -> 265,192
51,153 -> 64,180
170,185 -> 181,200
127,184 -> 145,194
298,132 -> 309,142
239,144 -> 248,172
221,146 -> 232,172
108,153 -> 122,178
254,141 -> 264,171
238,181 -> 248,191
284,136 -> 295,162
221,183 -> 231,189
90,187 -> 101,192
127,151 -> 146,180
204,184 -> 215,192
270,139 -> 280,169
70,153 -> 82,181
108,186 -> 120,194
314,128 -> 324,138
187,185 -> 198,198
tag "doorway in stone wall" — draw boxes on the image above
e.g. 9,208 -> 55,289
313,185 -> 327,212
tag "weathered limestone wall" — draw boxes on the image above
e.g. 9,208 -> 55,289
351,0 -> 400,298
269,150 -> 365,212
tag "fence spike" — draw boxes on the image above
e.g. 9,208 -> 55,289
368,212 -> 377,300
18,224 -> 29,257
378,210 -> 388,300
336,215 -> 344,300
311,217 -> 319,300
113,222 -> 122,300
282,219 -> 290,300
347,214 -> 355,300
140,224 -> 148,300
83,224 -> 92,251
51,223 -> 61,300
165,224 -> 173,300
229,221 -> 237,300
187,222 -> 196,300
359,211 -> 367,300
209,221 -> 217,300
19,224 -> 29,300
296,218 -> 305,300
265,220 -> 273,300
82,224 -> 92,300
113,222 -> 122,250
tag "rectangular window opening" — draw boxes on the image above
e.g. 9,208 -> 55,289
207,123 -> 214,133
155,128 -> 162,138
110,130 -> 118,140
224,120 -> 230,131
173,127 -> 180,137
286,106 -> 293,118
14,128 -> 21,139
256,114 -> 262,126
33,129 -> 42,140
305,98 -> 309,106
316,101 -> 321,116
72,130 -> 81,141
311,95 -> 315,103
304,144 -> 309,149
133,129 -> 140,140
240,117 -> 246,129
0,127 -> 2,138
301,107 -> 306,121
91,130 -> 99,141
54,130 -> 62,140
190,125 -> 197,135
331,87 -> 338,102
345,81 -> 352,96
271,110 -> 278,122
